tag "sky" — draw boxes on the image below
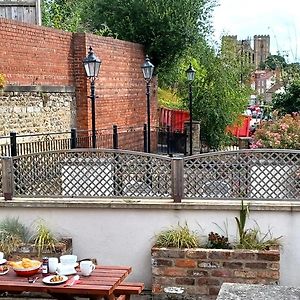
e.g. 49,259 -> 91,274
212,0 -> 300,63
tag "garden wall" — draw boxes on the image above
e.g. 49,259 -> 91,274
0,88 -> 75,136
0,18 -> 157,137
0,200 -> 297,292
151,247 -> 279,300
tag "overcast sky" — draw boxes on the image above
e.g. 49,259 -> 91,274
212,0 -> 300,62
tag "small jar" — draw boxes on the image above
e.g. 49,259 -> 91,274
41,257 -> 49,276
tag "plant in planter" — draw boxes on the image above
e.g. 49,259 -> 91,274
0,217 -> 72,260
206,232 -> 232,250
151,202 -> 281,300
32,219 -> 58,257
0,217 -> 30,257
235,201 -> 281,250
154,222 -> 201,249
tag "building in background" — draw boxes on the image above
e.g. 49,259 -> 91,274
222,35 -> 271,69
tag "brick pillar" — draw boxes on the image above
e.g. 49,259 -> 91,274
73,33 -> 89,132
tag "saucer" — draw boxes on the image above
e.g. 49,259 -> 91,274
56,269 -> 77,276
0,259 -> 7,265
58,262 -> 78,268
56,263 -> 77,276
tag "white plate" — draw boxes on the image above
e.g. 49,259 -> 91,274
42,275 -> 68,285
0,259 -> 7,265
0,269 -> 9,276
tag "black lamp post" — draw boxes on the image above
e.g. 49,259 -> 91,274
186,63 -> 196,156
83,46 -> 101,148
141,55 -> 155,153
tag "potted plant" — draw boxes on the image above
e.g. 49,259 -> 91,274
0,217 -> 72,260
151,202 -> 281,299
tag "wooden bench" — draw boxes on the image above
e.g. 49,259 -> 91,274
114,282 -> 144,300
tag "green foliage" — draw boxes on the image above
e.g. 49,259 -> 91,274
235,200 -> 250,245
235,227 -> 281,251
263,54 -> 287,70
41,0 -> 87,32
0,217 -> 60,257
154,202 -> 281,251
273,81 -> 300,115
235,201 -> 281,250
158,87 -> 185,109
33,219 -> 57,257
0,217 -> 30,256
165,41 -> 250,149
154,223 -> 201,248
80,0 -> 216,69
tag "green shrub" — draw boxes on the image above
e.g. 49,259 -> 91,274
154,223 -> 201,248
0,217 -> 30,256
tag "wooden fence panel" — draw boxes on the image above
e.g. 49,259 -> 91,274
0,0 -> 40,25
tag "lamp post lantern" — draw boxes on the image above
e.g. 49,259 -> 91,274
141,55 -> 154,153
83,46 -> 101,148
186,63 -> 195,156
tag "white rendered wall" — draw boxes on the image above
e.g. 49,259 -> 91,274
0,200 -> 297,289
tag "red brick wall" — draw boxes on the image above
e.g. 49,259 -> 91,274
78,34 -> 158,131
0,18 -> 73,86
0,18 -> 158,134
152,247 -> 280,300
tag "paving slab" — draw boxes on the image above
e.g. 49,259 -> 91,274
217,283 -> 300,300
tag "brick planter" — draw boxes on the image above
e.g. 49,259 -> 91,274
151,247 -> 280,300
8,237 -> 72,261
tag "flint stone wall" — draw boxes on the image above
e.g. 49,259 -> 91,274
0,86 -> 75,137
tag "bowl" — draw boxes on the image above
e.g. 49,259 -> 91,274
12,260 -> 41,277
60,255 -> 77,266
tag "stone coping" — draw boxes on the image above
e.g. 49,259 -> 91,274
217,283 -> 300,300
3,85 -> 75,93
0,198 -> 300,211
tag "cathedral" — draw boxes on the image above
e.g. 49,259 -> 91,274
222,35 -> 270,69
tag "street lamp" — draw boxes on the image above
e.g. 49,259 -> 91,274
186,63 -> 195,156
141,55 -> 154,153
83,46 -> 101,148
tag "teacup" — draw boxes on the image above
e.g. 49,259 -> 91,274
48,257 -> 59,273
80,260 -> 95,276
60,255 -> 77,266
57,264 -> 76,275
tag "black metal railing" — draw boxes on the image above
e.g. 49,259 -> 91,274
0,125 -> 149,157
0,125 -> 190,158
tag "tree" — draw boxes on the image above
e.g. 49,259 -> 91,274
80,0 -> 216,70
273,80 -> 300,114
160,41 -> 250,148
263,54 -> 287,70
41,0 -> 87,32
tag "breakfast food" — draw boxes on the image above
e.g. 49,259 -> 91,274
9,258 -> 41,269
50,275 -> 64,282
0,265 -> 8,273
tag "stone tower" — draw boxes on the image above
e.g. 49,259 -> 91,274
254,35 -> 270,69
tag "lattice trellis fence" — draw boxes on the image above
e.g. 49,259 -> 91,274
1,149 -> 300,201
184,149 -> 300,200
3,149 -> 173,199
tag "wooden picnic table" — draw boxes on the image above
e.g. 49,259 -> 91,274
0,265 -> 132,300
